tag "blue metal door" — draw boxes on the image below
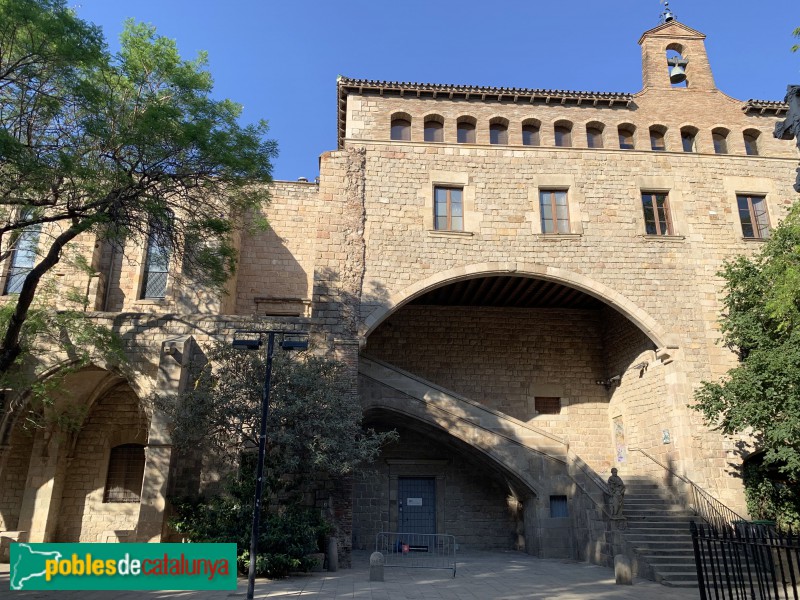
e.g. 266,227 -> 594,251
398,477 -> 436,534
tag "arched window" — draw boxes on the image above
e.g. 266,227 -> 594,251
140,212 -> 173,299
390,117 -> 411,141
680,127 -> 697,153
618,125 -> 635,150
521,121 -> 540,146
649,126 -> 667,151
666,46 -> 688,88
586,124 -> 604,149
554,122 -> 572,147
712,128 -> 729,154
457,118 -> 476,144
3,211 -> 42,295
424,117 -> 444,142
743,130 -> 759,156
489,120 -> 508,145
103,444 -> 145,503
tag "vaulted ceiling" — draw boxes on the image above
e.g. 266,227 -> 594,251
408,276 -> 604,310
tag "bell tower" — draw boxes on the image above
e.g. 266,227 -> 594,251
638,8 -> 716,92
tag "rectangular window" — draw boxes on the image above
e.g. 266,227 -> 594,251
140,217 -> 172,299
103,444 -> 145,503
3,214 -> 42,295
535,397 -> 561,415
550,495 -> 569,518
641,192 -> 673,236
434,187 -> 463,231
737,195 -> 770,239
539,190 -> 569,234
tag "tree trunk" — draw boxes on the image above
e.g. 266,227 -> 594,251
0,219 -> 94,376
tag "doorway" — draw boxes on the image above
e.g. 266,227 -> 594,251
398,477 -> 436,534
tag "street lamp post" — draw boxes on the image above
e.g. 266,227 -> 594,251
232,329 -> 308,600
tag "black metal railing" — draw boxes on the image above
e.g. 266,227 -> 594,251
631,447 -> 746,530
692,521 -> 799,600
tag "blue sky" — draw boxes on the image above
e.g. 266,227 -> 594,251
74,1 -> 799,181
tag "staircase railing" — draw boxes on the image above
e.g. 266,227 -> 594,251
630,447 -> 746,531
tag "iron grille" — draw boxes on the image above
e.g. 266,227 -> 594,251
103,444 -> 145,503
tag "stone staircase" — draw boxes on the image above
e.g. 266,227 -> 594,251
624,476 -> 700,587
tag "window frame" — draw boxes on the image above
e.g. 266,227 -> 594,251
712,131 -> 728,154
433,186 -> 464,232
457,121 -> 476,144
618,127 -> 635,150
586,127 -> 603,149
390,118 -> 411,141
539,190 -> 570,234
641,192 -> 674,236
424,120 -> 444,143
680,130 -> 696,153
140,214 -> 173,300
521,123 -> 540,146
737,194 -> 770,240
3,215 -> 42,295
103,444 -> 146,504
554,125 -> 572,148
650,129 -> 666,151
743,132 -> 759,156
535,396 -> 562,415
489,122 -> 508,145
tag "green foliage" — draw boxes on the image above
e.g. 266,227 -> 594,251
160,343 -> 396,483
694,204 -> 800,480
171,473 -> 331,579
793,27 -> 799,52
743,461 -> 800,531
0,0 -> 276,379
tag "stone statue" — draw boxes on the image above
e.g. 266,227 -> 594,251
608,467 -> 626,518
774,85 -> 800,192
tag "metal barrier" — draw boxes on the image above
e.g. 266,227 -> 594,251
375,532 -> 457,577
691,521 -> 800,600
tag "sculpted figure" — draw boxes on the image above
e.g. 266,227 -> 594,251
774,85 -> 800,192
608,467 -> 626,518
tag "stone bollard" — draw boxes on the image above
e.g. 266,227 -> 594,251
327,537 -> 338,572
369,551 -> 385,582
614,553 -> 633,585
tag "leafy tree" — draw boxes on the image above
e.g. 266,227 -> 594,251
161,343 -> 395,576
162,343 -> 394,484
793,26 -> 799,52
0,0 -> 275,378
694,205 -> 800,483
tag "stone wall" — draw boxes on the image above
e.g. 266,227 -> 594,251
352,426 -> 521,552
57,386 -> 148,542
0,424 -> 33,531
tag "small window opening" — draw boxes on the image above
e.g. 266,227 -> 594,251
522,123 -> 540,146
489,123 -> 508,145
424,119 -> 444,143
554,124 -> 572,148
391,118 -> 411,141
104,444 -> 145,503
550,495 -> 569,518
457,120 -> 476,144
618,126 -> 635,150
586,126 -> 603,149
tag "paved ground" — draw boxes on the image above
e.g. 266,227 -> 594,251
1,550 -> 700,599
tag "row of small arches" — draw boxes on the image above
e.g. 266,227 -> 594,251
390,114 -> 762,156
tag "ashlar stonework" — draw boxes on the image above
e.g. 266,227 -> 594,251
0,17 -> 797,582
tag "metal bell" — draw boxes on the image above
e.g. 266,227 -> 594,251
669,65 -> 686,84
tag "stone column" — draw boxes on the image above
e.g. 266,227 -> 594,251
134,335 -> 194,542
16,429 -> 68,543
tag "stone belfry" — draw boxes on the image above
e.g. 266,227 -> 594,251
638,3 -> 716,91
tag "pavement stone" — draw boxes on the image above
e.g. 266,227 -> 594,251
0,550 -> 699,599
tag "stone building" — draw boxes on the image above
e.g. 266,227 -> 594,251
0,14 -> 798,583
